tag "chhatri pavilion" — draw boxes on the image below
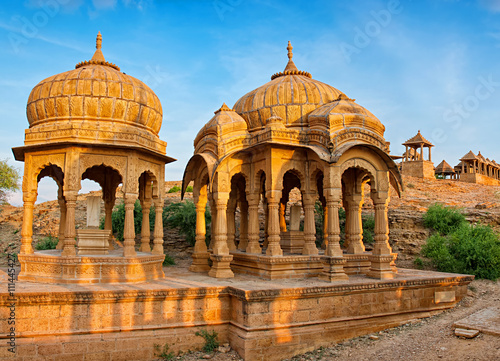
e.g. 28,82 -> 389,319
12,33 -> 175,283
183,42 -> 403,281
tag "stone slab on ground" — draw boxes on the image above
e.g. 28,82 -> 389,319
453,307 -> 500,336
454,328 -> 480,338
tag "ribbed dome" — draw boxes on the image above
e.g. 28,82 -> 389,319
26,32 -> 163,136
309,94 -> 385,137
233,41 -> 345,130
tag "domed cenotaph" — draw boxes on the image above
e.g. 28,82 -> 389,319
12,33 -> 175,283
183,42 -> 403,280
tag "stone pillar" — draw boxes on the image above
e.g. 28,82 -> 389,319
209,192 -> 234,278
279,202 -> 287,232
301,192 -> 318,255
140,200 -> 152,253
462,162 -> 465,174
238,201 -> 249,251
346,194 -> 365,254
263,198 -> 269,248
321,187 -> 348,282
246,193 -> 262,254
367,193 -> 394,279
123,194 -> 137,257
322,205 -> 328,250
420,144 -> 424,161
209,200 -> 216,250
226,204 -> 237,251
152,197 -> 164,255
428,146 -> 432,162
56,195 -> 66,250
266,190 -> 283,256
20,191 -> 36,254
61,191 -> 77,257
104,199 -> 114,250
190,190 -> 210,272
404,145 -> 408,161
325,194 -> 343,257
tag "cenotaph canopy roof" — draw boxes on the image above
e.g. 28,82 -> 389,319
23,32 -> 166,156
231,41 -> 386,137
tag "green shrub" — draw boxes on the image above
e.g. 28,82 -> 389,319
167,185 -> 181,193
154,343 -> 175,360
422,223 -> 500,280
99,200 -> 155,242
195,329 -> 219,353
163,201 -> 211,246
362,215 -> 375,244
35,235 -> 58,250
185,185 -> 193,193
423,203 -> 466,235
413,257 -> 424,269
314,200 -> 324,247
163,254 -> 175,266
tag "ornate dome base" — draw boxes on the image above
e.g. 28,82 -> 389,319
18,250 -> 165,284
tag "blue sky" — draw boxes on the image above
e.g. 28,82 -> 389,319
1,0 -> 500,205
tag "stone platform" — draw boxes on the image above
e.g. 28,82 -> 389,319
453,307 -> 500,336
0,267 -> 473,361
230,251 -> 395,279
17,249 -> 165,284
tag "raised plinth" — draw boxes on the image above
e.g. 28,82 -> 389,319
0,267 -> 474,361
280,230 -> 305,253
230,250 -> 323,279
17,249 -> 165,284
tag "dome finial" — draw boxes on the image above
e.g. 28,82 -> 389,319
283,41 -> 298,73
91,31 -> 105,63
287,41 -> 293,61
96,31 -> 102,50
76,32 -> 120,71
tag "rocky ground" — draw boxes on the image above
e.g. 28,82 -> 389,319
1,176 -> 500,360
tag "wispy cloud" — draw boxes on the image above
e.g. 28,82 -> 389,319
479,0 -> 500,12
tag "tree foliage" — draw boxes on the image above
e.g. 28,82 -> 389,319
0,160 -> 20,204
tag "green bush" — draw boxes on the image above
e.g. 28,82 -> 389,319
167,185 -> 181,193
422,223 -> 500,280
362,215 -> 375,244
423,203 -> 466,235
185,185 -> 193,193
154,343 -> 175,360
100,200 -> 152,241
163,201 -> 211,246
195,329 -> 219,353
35,235 -> 59,250
163,254 -> 175,266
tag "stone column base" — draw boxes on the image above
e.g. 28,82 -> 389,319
319,256 -> 349,282
189,252 -> 211,273
208,254 -> 234,278
366,254 -> 395,279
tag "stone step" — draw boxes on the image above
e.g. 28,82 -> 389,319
454,328 -> 480,338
